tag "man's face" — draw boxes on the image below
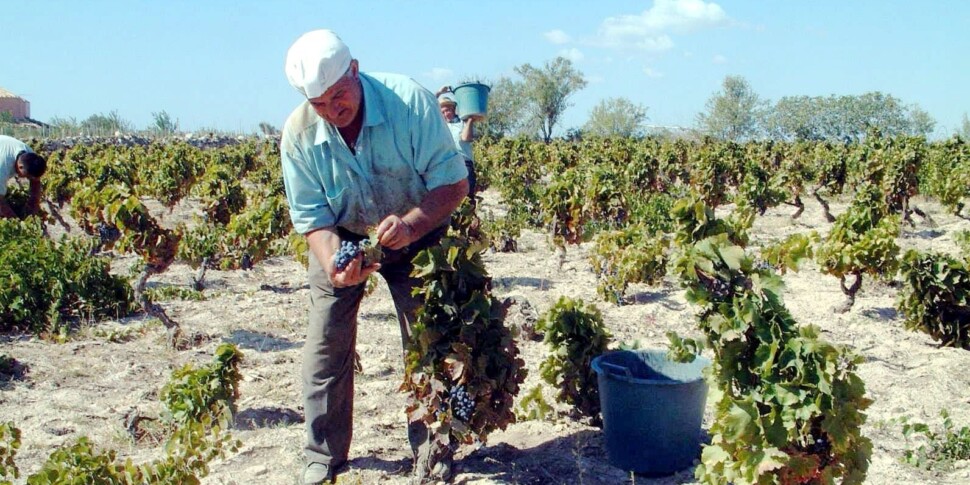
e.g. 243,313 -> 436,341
439,103 -> 457,121
308,60 -> 362,127
14,160 -> 30,179
14,157 -> 41,181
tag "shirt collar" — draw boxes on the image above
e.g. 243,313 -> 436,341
312,72 -> 387,146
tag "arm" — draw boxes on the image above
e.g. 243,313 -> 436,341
26,178 -> 42,215
0,195 -> 15,219
376,177 -> 469,249
460,114 -> 484,143
460,117 -> 476,143
306,226 -> 380,288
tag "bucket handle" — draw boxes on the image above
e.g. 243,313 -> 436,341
599,361 -> 633,379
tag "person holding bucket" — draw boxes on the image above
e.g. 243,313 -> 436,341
281,29 -> 468,484
435,85 -> 482,198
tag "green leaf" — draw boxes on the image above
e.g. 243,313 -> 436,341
718,244 -> 745,271
722,402 -> 756,441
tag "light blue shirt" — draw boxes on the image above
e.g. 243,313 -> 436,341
447,118 -> 474,160
280,72 -> 466,235
0,135 -> 30,196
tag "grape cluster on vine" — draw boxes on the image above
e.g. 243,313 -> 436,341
97,222 -> 121,245
448,385 -> 475,422
705,278 -> 732,299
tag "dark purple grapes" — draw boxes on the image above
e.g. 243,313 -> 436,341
333,240 -> 363,271
449,385 -> 475,422
97,222 -> 121,245
706,279 -> 731,299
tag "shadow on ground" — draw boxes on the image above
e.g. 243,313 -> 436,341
235,406 -> 303,430
259,283 -> 309,294
224,329 -> 299,352
347,455 -> 413,477
455,430 -> 699,484
626,290 -> 685,312
494,276 -> 554,290
862,307 -> 899,321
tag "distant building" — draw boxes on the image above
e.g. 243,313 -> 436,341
0,87 -> 30,120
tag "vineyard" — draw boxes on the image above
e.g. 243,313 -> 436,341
1,134 -> 970,484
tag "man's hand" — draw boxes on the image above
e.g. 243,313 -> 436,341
376,215 -> 414,250
329,253 -> 380,288
307,228 -> 380,288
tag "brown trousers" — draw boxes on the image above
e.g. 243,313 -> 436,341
302,226 -> 446,467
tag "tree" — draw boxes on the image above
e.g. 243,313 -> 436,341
514,57 -> 587,142
905,105 -> 935,137
151,110 -> 179,135
767,93 -> 936,141
48,116 -> 81,137
765,95 -> 825,141
956,113 -> 970,140
583,97 -> 648,138
849,92 -> 909,138
258,121 -> 279,137
696,75 -> 767,141
81,110 -> 131,135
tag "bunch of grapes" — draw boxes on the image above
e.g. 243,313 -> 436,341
333,240 -> 363,270
448,385 -> 475,422
705,278 -> 732,299
97,222 -> 121,245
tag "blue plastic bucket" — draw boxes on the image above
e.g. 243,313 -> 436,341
453,82 -> 490,120
591,349 -> 710,476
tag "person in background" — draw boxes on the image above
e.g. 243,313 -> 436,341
0,135 -> 46,219
280,29 -> 468,484
435,86 -> 482,199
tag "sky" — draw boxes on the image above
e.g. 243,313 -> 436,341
2,0 -> 968,138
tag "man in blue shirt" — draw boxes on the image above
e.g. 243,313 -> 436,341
0,135 -> 46,219
281,30 -> 468,484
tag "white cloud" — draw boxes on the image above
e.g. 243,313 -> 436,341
643,67 -> 664,78
589,0 -> 728,51
425,68 -> 454,81
712,54 -> 728,64
544,29 -> 571,44
559,48 -> 585,62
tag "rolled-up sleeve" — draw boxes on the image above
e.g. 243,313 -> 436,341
411,90 -> 467,190
280,138 -> 336,234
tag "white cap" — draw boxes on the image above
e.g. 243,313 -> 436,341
437,93 -> 457,106
285,29 -> 352,99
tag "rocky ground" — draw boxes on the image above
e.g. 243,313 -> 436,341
2,190 -> 969,484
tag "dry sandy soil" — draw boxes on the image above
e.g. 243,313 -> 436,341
2,190 -> 970,485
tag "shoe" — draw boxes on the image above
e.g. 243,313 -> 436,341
303,462 -> 339,484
